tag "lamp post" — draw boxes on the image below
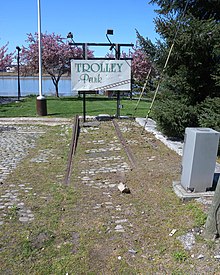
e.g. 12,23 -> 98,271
16,46 -> 21,101
106,29 -> 121,118
36,0 -> 47,116
106,29 -> 115,51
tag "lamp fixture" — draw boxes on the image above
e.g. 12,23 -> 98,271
67,32 -> 73,39
106,29 -> 114,35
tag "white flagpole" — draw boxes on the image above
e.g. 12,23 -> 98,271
36,0 -> 47,115
37,0 -> 43,98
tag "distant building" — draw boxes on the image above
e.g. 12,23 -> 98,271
6,66 -> 16,73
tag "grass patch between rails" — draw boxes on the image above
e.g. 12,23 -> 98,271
0,95 -> 151,118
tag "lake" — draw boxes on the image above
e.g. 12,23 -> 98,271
0,76 -> 73,97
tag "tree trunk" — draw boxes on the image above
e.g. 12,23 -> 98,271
50,76 -> 60,97
55,81 -> 59,98
204,177 -> 220,240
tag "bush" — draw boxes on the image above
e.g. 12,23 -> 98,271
197,97 -> 220,132
198,97 -> 220,156
152,98 -> 198,139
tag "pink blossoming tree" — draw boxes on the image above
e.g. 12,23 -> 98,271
21,32 -> 93,97
131,48 -> 154,84
106,46 -> 153,84
0,43 -> 13,71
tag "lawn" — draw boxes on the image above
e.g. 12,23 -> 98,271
0,96 -> 151,118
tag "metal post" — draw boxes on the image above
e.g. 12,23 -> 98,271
115,44 -> 121,118
81,44 -> 88,122
116,91 -> 121,118
38,0 -> 42,98
115,44 -> 120,60
83,92 -> 86,122
36,0 -> 47,116
83,43 -> 88,60
16,46 -> 21,101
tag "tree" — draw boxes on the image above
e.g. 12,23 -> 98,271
205,177 -> 220,240
131,47 -> 155,84
0,43 -> 13,71
139,0 -> 220,138
106,47 -> 154,87
21,32 -> 93,97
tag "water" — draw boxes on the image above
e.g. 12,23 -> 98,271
0,76 -> 73,97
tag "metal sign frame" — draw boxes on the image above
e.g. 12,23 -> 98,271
70,42 -> 134,122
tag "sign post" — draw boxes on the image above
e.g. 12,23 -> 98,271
70,42 -> 133,121
115,43 -> 121,118
71,60 -> 131,91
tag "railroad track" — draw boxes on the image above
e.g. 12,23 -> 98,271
64,116 -> 136,185
64,115 -> 80,185
112,119 -> 136,169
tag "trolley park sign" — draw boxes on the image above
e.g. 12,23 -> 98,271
71,60 -> 131,92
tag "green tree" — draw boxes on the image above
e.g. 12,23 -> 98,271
141,0 -> 220,138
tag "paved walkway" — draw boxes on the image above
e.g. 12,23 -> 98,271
0,124 -> 46,225
136,117 -> 220,173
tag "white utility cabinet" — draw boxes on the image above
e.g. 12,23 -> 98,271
181,128 -> 219,192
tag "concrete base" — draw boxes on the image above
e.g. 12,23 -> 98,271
36,96 -> 47,116
96,114 -> 112,121
173,181 -> 214,202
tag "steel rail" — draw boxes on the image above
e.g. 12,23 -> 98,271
64,115 -> 80,185
112,119 -> 136,169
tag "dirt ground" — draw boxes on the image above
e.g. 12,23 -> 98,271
70,119 -> 220,274
0,118 -> 220,274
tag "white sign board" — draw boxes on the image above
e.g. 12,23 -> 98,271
71,60 -> 131,92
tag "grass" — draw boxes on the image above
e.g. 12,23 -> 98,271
0,125 -> 83,274
186,202 -> 208,227
0,121 -> 219,274
172,250 -> 189,262
0,95 -> 151,118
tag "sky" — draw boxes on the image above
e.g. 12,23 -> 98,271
0,0 -> 159,57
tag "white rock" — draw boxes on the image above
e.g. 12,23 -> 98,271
118,182 -> 130,193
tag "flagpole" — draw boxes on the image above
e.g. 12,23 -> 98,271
36,0 -> 47,115
38,0 -> 43,98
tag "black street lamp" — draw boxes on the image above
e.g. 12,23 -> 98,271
106,29 -> 120,59
106,29 -> 121,117
67,32 -> 73,39
67,32 -> 77,45
16,46 -> 21,101
106,29 -> 114,50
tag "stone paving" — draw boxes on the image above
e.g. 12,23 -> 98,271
78,122 -> 134,234
0,125 -> 45,225
0,120 -> 134,233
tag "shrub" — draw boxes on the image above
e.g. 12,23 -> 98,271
197,97 -> 220,132
152,98 -> 198,139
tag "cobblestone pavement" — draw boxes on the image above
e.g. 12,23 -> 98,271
0,118 -> 219,229
0,119 -> 133,233
0,124 -> 46,225
74,121 -> 135,235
